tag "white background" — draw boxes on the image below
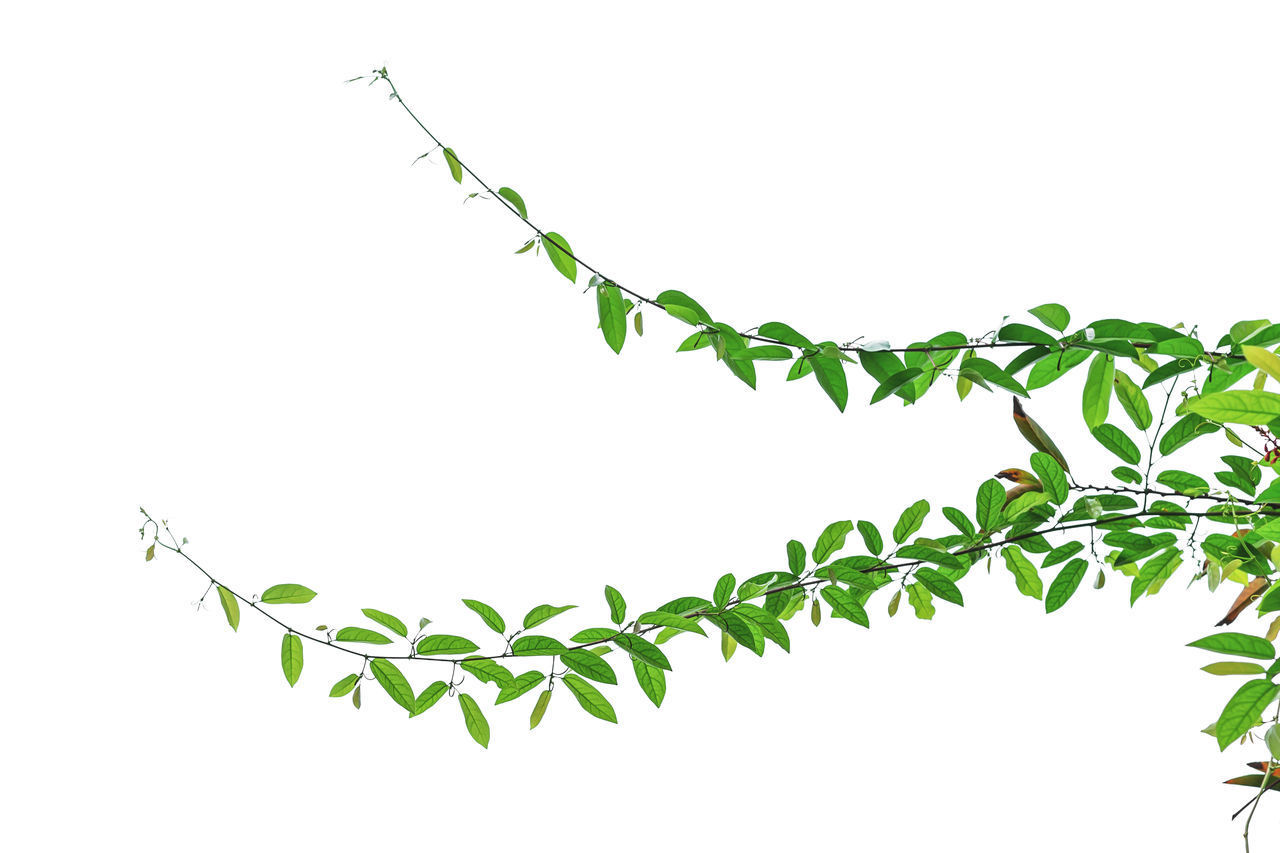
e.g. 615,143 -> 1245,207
3,2 -> 1278,850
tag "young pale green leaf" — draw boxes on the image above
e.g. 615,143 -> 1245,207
892,500 -> 930,545
1029,452 -> 1069,504
1201,662 -> 1267,676
360,608 -> 407,638
458,693 -> 491,748
413,681 -> 449,716
1091,424 -> 1141,465
596,283 -> 627,354
496,186 -> 527,219
604,585 -> 626,625
1112,370 -> 1153,431
1186,390 -> 1280,426
634,310 -> 643,336
281,633 -> 303,687
530,689 -> 552,729
462,599 -> 506,634
261,584 -> 317,605
329,673 -> 359,697
523,603 -> 577,630
561,649 -> 618,685
1002,546 -> 1043,600
442,147 -> 463,183
562,674 -> 617,723
813,520 -> 854,564
1186,632 -> 1276,660
1045,558 -> 1088,613
913,568 -> 963,606
334,627 -> 393,645
632,658 -> 666,707
371,658 -> 416,714
906,583 -> 935,620
1244,345 -> 1280,384
542,232 -> 577,283
1214,679 -> 1280,750
1028,303 -> 1070,332
416,634 -> 481,656
1082,353 -> 1115,430
217,586 -> 240,632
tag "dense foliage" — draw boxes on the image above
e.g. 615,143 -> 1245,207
141,69 -> 1280,846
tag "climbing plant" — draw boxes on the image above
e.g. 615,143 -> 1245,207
140,69 -> 1280,848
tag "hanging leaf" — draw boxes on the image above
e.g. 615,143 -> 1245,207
280,633 -> 303,687
596,282 -> 627,354
371,658 -> 416,714
612,634 -> 672,670
542,232 -> 577,282
561,649 -> 618,685
442,147 -> 463,183
632,658 -> 666,707
1045,558 -> 1088,613
1112,370 -> 1153,431
330,673 -> 360,697
1159,413 -> 1219,455
495,672 -> 546,705
913,568 -> 963,606
604,585 -> 627,625
1082,353 -> 1115,430
216,586 -> 240,631
530,689 -> 552,729
413,681 -> 449,716
1214,679 -> 1280,750
1002,546 -> 1043,600
458,693 -> 491,748
496,186 -> 527,218
562,674 -> 617,723
1091,424 -> 1141,465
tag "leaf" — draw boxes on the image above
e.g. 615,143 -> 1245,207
654,289 -> 712,324
1186,632 -> 1276,660
1245,345 -> 1280,384
1029,303 -> 1070,332
416,634 -> 480,656
1045,558 -> 1088,613
216,586 -> 240,631
613,634 -> 672,670
458,693 -> 491,748
542,232 -> 577,282
999,323 -> 1060,347
787,539 -> 807,574
1002,546 -> 1043,600
562,674 -> 617,723
1113,370 -> 1153,431
632,658 -> 666,707
261,584 -> 317,604
871,367 -> 924,404
811,354 -> 849,412
511,635 -> 568,656
530,689 -> 552,729
371,658 -> 416,714
820,586 -> 870,627
459,657 -> 514,688
604,585 -> 626,625
961,357 -> 1028,397
892,500 -> 930,545
856,521 -> 884,556
561,649 -> 618,684
1091,424 -> 1141,465
1155,469 -> 1210,496
1112,465 -> 1143,484
596,282 -> 627,354
334,627 -> 393,645
360,608 -> 407,638
1187,390 -> 1280,425
352,685 -> 361,709
523,604 -> 577,630
329,673 -> 359,697
413,681 -> 448,716
1030,452 -> 1069,504
634,310 -> 644,336
758,321 -> 814,348
462,599 -> 506,634
281,633 -> 303,687
1082,353 -> 1115,430
1201,662 -> 1267,676
913,568 -> 963,606
1159,413 -> 1219,455
636,611 -> 707,637
495,671 -> 545,705
496,186 -> 527,219
1027,347 -> 1091,390
906,583 -> 935,620
442,147 -> 462,183
976,479 -> 1006,531
1215,679 -> 1280,750
813,520 -> 854,564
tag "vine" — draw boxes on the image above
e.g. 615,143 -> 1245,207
142,69 -> 1280,848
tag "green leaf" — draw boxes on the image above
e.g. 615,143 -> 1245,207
906,583 -> 935,620
561,649 -> 618,685
562,674 -> 617,723
542,232 -> 577,283
636,611 -> 707,637
496,186 -> 527,219
462,599 -> 506,634
261,584 -> 317,604
1142,356 -> 1203,389
1244,345 -> 1280,384
329,673 -> 359,697
1155,469 -> 1210,496
511,635 -> 568,656
1215,679 -> 1280,750
819,586 -> 870,627
1187,390 -> 1280,426
632,658 -> 666,707
413,681 -> 448,716
1159,413 -> 1219,455
571,627 -> 623,643
813,520 -> 854,564
1002,546 -> 1043,600
962,357 -> 1029,397
870,367 -> 923,404
811,354 -> 849,412
458,693 -> 491,747
416,634 -> 480,656
281,633 -> 303,687
1091,424 -> 1141,465
1042,541 -> 1085,567
1030,452 -> 1069,505
1082,353 -> 1115,430
495,671 -> 546,705
441,147 -> 463,183
523,603 -> 577,630
1045,558 -> 1088,613
459,657 -> 514,689
1201,662 -> 1267,676
787,539 -> 807,574
892,500 -> 930,545
596,282 -> 627,354
999,323 -> 1060,347
1187,632 -> 1276,660
856,521 -> 884,556
530,689 -> 552,729
371,658 -> 416,714
1112,465 -> 1143,484
1112,370 -> 1153,431
1029,303 -> 1070,332
360,608 -> 407,638
943,507 -> 976,539
216,585 -> 239,631
758,321 -> 814,348
913,568 -> 963,606
976,479 -> 1006,531
655,289 -> 712,324
334,627 -> 393,645
713,573 -> 735,609
1027,347 -> 1090,390
604,585 -> 626,625
613,633 -> 672,670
